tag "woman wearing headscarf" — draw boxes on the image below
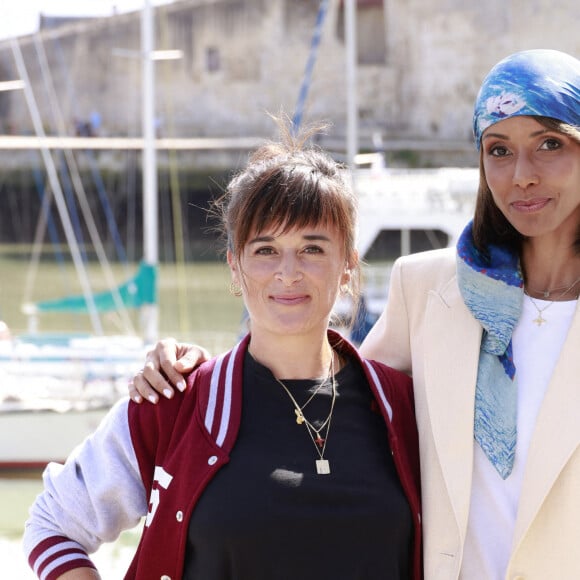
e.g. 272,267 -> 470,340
363,48 -> 580,579
131,49 -> 580,579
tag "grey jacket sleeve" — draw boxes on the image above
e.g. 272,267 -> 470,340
22,398 -> 148,574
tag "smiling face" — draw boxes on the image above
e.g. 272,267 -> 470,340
481,116 -> 580,244
228,223 -> 352,341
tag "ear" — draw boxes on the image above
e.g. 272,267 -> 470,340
341,267 -> 352,288
227,250 -> 239,281
341,250 -> 359,285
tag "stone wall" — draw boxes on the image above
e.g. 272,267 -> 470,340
0,0 -> 579,169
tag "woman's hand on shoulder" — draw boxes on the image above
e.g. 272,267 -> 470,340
128,338 -> 211,404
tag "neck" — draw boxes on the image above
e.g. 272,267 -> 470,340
521,240 -> 580,300
248,332 -> 334,380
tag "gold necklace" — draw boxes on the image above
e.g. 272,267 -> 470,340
526,296 -> 552,326
526,276 -> 580,299
274,353 -> 337,475
526,277 -> 580,326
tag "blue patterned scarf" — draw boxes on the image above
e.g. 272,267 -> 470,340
473,49 -> 580,148
456,221 -> 524,479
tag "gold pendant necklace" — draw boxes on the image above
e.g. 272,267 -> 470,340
527,295 -> 551,326
526,277 -> 580,326
275,353 -> 337,475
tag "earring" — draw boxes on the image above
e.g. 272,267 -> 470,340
340,282 -> 351,295
229,281 -> 243,297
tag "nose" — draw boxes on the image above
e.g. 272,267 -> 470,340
275,253 -> 303,286
512,152 -> 539,189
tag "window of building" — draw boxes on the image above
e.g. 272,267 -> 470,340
206,46 -> 221,72
337,0 -> 387,66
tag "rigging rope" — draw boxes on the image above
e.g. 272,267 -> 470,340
292,0 -> 330,132
25,33 -> 137,335
159,6 -> 190,336
10,36 -> 104,335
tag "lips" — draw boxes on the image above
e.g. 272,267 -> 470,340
511,197 -> 551,212
270,294 -> 309,305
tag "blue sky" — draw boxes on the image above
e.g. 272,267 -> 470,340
1,0 -> 174,40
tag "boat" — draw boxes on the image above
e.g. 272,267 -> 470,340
354,160 -> 478,260
0,348 -> 137,470
0,2 -> 162,471
332,157 -> 478,339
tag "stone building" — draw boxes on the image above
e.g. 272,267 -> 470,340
1,0 -> 579,169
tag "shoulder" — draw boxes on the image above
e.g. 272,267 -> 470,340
391,246 -> 458,299
394,246 -> 456,276
333,331 -> 412,390
365,359 -> 413,397
128,357 -> 223,457
186,336 -> 249,387
364,360 -> 417,448
185,340 -> 246,395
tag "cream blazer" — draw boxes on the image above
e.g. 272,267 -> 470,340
360,248 -> 580,580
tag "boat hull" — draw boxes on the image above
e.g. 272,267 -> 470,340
0,404 -> 111,470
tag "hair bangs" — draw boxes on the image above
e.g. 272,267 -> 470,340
236,165 -> 346,252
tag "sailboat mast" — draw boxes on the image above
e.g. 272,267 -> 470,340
141,0 -> 159,343
345,0 -> 358,172
9,37 -> 105,336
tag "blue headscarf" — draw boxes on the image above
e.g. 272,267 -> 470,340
473,49 -> 580,148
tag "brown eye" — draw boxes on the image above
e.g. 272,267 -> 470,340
488,144 -> 509,157
540,137 -> 562,151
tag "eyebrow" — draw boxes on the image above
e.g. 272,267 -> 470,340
482,128 -> 550,141
248,233 -> 332,244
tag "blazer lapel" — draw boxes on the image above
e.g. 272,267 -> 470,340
513,303 -> 580,545
423,279 -> 482,537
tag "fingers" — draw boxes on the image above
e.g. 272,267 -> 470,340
130,367 -> 170,404
156,339 -> 188,393
174,345 -> 211,375
128,376 -> 144,404
128,338 -> 210,404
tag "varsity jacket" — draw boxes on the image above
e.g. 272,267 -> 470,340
23,331 -> 421,580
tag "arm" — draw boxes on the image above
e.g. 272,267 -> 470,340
57,570 -> 101,579
129,338 -> 210,403
359,257 -> 413,375
23,400 -> 148,580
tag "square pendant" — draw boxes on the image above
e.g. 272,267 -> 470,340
316,459 -> 330,475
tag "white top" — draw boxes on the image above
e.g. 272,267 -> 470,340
460,297 -> 577,580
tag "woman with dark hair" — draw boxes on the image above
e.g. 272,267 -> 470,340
131,49 -> 580,579
366,48 -> 580,579
23,120 -> 421,580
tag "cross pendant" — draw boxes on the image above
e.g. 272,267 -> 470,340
533,313 -> 547,326
314,435 -> 325,448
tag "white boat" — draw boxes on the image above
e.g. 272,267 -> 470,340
0,277 -> 152,471
355,162 -> 478,260
0,2 -> 161,471
331,161 -> 478,337
0,370 -> 128,470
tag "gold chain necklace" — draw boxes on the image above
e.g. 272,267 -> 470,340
526,276 -> 580,299
526,277 -> 580,326
274,353 -> 337,475
526,296 -> 553,326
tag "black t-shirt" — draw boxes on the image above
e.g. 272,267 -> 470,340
183,352 -> 412,579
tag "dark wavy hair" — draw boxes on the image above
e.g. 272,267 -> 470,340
472,117 -> 580,256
